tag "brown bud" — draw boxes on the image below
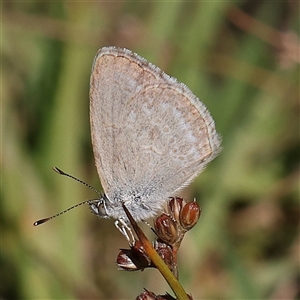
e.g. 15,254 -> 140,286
154,241 -> 177,277
154,213 -> 179,245
167,197 -> 185,223
136,289 -> 157,300
116,241 -> 151,271
136,289 -> 176,300
116,249 -> 138,271
179,201 -> 201,230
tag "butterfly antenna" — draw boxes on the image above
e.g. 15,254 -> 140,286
53,166 -> 101,195
33,200 -> 93,226
33,167 -> 101,226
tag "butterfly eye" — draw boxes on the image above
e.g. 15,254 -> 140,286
88,199 -> 108,217
97,200 -> 107,216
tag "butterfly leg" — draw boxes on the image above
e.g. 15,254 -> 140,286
114,219 -> 135,244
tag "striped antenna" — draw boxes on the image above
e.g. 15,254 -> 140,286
52,167 -> 101,194
33,167 -> 100,226
33,200 -> 92,226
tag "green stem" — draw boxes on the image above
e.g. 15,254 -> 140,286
122,204 -> 190,300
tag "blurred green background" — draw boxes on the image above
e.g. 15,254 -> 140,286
2,1 -> 299,299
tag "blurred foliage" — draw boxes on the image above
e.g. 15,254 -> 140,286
2,1 -> 299,299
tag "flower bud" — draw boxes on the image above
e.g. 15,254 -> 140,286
136,289 -> 176,300
167,197 -> 185,223
179,201 -> 201,230
116,241 -> 151,271
154,213 -> 179,245
155,241 -> 177,277
135,289 -> 157,300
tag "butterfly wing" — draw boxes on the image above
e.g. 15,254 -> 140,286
90,47 -> 221,220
